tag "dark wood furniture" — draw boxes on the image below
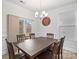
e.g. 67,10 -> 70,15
47,33 -> 54,39
16,34 -> 26,53
16,34 -> 26,43
29,33 -> 35,39
37,42 -> 60,59
52,42 -> 60,59
5,39 -> 26,59
47,33 -> 54,51
58,36 -> 65,59
14,37 -> 58,59
37,36 -> 65,59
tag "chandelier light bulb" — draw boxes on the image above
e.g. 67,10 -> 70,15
42,11 -> 46,14
35,11 -> 39,17
45,13 -> 48,16
35,11 -> 48,18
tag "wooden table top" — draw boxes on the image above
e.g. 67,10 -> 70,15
15,37 -> 58,58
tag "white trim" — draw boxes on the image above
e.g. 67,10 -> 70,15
64,46 -> 77,53
2,49 -> 7,55
2,33 -> 8,55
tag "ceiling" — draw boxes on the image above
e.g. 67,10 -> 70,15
6,0 -> 76,11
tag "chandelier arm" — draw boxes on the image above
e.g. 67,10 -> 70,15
35,0 -> 48,18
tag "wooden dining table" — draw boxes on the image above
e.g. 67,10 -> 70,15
14,37 -> 58,59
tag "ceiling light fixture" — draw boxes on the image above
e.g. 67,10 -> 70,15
35,0 -> 48,18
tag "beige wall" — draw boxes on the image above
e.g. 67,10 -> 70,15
7,14 -> 20,42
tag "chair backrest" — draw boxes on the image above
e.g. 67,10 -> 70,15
29,33 -> 35,39
52,42 -> 60,54
16,34 -> 26,43
58,36 -> 65,54
47,33 -> 54,39
5,39 -> 15,59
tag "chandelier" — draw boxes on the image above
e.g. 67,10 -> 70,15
35,0 -> 48,18
35,11 -> 48,18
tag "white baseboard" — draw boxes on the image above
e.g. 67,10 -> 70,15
2,33 -> 8,55
2,49 -> 7,55
64,46 -> 77,53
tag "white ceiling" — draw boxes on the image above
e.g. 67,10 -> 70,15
6,0 -> 76,11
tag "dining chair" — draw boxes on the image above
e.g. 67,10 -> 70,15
37,36 -> 65,59
52,42 -> 60,59
29,33 -> 35,39
46,33 -> 54,52
5,39 -> 27,59
16,34 -> 26,53
47,33 -> 54,39
37,42 -> 60,59
58,36 -> 65,59
16,34 -> 26,43
47,36 -> 65,59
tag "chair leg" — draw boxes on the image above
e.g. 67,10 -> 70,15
24,55 -> 29,59
52,54 -> 55,59
18,50 -> 19,53
53,54 -> 57,59
55,55 -> 57,59
58,54 -> 60,59
18,49 -> 19,53
61,49 -> 63,59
